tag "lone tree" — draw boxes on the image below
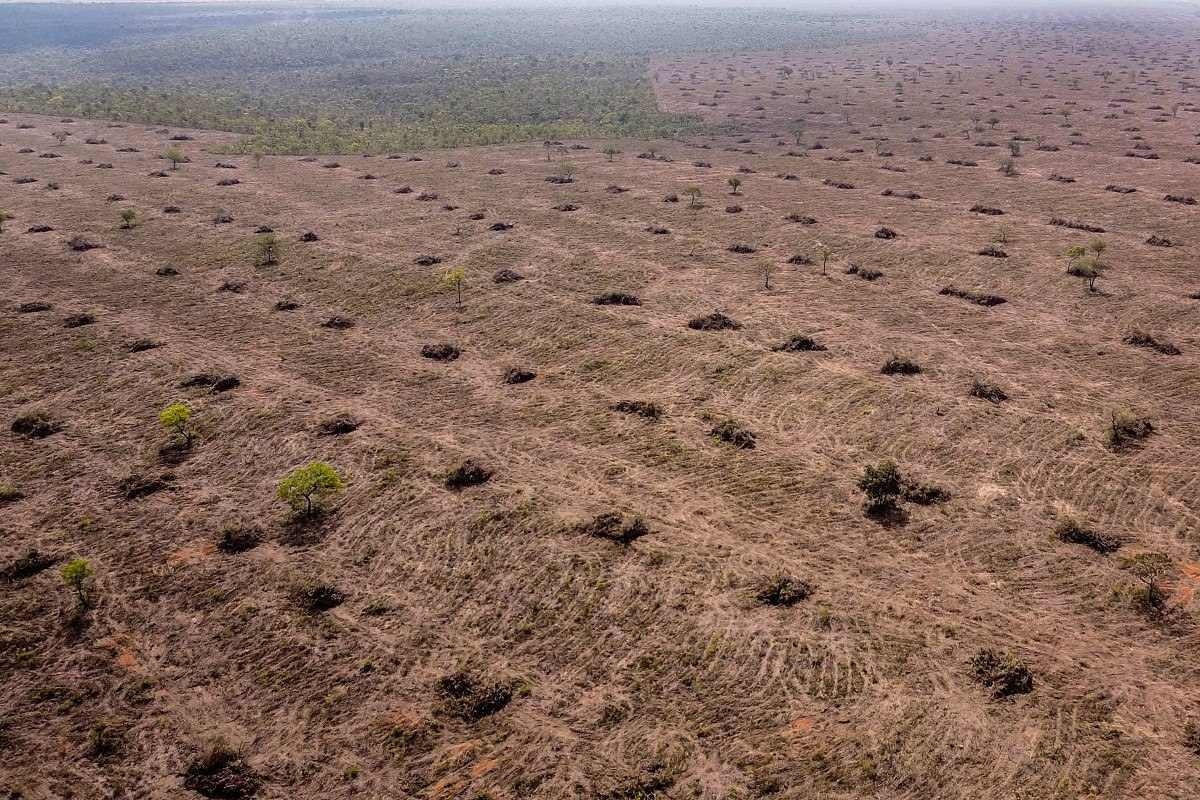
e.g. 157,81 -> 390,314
685,186 -> 702,208
60,557 -> 94,609
0,210 -> 11,233
52,130 -> 69,146
762,261 -> 775,290
119,209 -> 138,229
441,266 -> 466,308
815,241 -> 834,276
277,461 -> 344,517
162,146 -> 186,170
254,232 -> 280,266
158,402 -> 194,448
727,176 -> 742,195
603,147 -> 621,162
1066,244 -> 1105,292
1071,256 -> 1106,292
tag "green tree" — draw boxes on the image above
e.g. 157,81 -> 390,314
277,462 -> 344,517
603,147 -> 620,162
61,557 -> 94,608
0,210 -> 11,233
727,176 -> 742,195
162,147 -> 186,170
441,266 -> 466,308
158,402 -> 194,447
119,208 -> 138,229
254,232 -> 279,265
685,186 -> 702,208
1088,238 -> 1107,262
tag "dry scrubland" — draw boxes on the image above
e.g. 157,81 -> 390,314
3,8 -> 1200,800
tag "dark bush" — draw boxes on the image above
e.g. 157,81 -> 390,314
1,549 -> 57,582
68,236 -> 101,251
127,338 -> 161,353
687,311 -> 740,331
17,301 -> 51,313
969,378 -> 1007,403
939,286 -> 1006,307
1107,411 -> 1154,449
1055,517 -> 1121,554
754,575 -> 812,606
1123,330 -> 1180,356
117,471 -> 172,500
881,356 -> 921,375
593,292 -> 641,306
1049,218 -> 1104,233
444,459 -> 492,489
612,400 -> 663,420
902,481 -> 950,505
421,343 -> 460,361
318,415 -> 360,436
785,213 -> 817,224
502,367 -> 536,385
772,335 -> 826,352
293,583 -> 346,612
321,316 -> 355,330
492,268 -> 523,283
711,419 -> 756,449
977,246 -> 1008,258
970,649 -> 1034,698
576,512 -> 650,544
216,524 -> 261,554
436,671 -> 513,721
969,204 -> 1004,215
874,226 -> 898,239
11,411 -> 62,439
182,743 -> 262,800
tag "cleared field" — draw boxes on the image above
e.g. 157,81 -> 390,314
2,5 -> 1199,799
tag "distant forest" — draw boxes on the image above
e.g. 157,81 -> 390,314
0,3 -> 896,152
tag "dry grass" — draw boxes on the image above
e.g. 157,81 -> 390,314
2,7 -> 1200,798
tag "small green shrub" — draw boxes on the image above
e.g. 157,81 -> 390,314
158,402 -> 194,447
60,557 -> 94,608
